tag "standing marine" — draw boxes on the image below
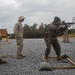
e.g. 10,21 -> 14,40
13,16 -> 25,59
43,16 -> 67,62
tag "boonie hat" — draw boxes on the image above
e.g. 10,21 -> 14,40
18,16 -> 25,20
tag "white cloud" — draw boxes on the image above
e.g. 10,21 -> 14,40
0,0 -> 75,33
0,0 -> 21,8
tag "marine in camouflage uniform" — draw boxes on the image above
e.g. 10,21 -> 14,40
0,52 -> 7,64
63,26 -> 69,42
13,16 -> 25,59
43,16 -> 67,61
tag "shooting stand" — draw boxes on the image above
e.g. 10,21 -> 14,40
48,56 -> 75,69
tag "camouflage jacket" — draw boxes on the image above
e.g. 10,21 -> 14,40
13,21 -> 23,38
47,23 -> 67,37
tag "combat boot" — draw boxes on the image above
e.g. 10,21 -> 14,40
57,56 -> 63,61
42,56 -> 48,62
17,52 -> 24,59
0,59 -> 7,64
17,55 -> 24,59
20,54 -> 26,57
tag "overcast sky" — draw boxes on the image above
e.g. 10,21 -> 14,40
0,0 -> 75,33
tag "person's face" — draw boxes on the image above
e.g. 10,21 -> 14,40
19,19 -> 24,22
21,19 -> 24,22
57,21 -> 61,25
54,21 -> 61,26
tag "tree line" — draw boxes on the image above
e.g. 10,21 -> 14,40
9,23 -> 75,39
23,23 -> 49,38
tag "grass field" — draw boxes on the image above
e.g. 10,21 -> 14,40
58,34 -> 75,38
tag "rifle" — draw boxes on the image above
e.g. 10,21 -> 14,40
61,21 -> 75,27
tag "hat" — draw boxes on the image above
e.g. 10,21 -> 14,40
54,16 -> 61,22
18,16 -> 25,20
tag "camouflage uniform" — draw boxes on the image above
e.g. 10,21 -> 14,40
13,21 -> 23,56
0,53 -> 2,59
63,27 -> 69,42
44,22 -> 67,58
0,50 -> 7,64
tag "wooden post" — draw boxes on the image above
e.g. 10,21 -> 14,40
51,66 -> 75,69
66,58 -> 75,66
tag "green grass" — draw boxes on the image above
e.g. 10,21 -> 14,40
58,34 -> 75,38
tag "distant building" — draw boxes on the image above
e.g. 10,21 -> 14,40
0,29 -> 8,41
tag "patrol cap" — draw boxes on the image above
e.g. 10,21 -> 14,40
18,16 -> 25,20
54,16 -> 61,23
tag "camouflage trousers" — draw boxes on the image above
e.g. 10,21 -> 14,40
15,37 -> 23,56
0,53 -> 2,59
44,36 -> 61,57
0,48 -> 2,59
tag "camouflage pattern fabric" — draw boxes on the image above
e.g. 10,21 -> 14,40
44,22 -> 67,57
13,21 -> 23,55
44,31 -> 61,57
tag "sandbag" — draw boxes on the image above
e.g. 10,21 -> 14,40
39,61 -> 51,71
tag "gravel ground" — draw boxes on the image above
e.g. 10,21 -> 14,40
0,38 -> 75,75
